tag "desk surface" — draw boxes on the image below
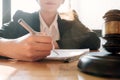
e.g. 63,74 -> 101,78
0,59 -> 119,80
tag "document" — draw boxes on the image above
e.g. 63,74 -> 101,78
46,49 -> 89,62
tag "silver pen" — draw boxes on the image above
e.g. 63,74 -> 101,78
18,18 -> 36,35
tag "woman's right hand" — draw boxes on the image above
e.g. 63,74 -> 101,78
0,33 -> 53,61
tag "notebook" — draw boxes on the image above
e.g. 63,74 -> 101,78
46,49 -> 89,62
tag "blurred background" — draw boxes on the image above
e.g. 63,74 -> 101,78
0,0 -> 120,36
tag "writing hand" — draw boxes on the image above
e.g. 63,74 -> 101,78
0,33 -> 53,61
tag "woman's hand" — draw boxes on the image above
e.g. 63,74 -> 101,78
0,33 -> 53,61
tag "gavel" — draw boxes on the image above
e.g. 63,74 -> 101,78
77,9 -> 120,77
103,9 -> 120,53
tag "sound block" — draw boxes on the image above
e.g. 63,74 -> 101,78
77,51 -> 120,77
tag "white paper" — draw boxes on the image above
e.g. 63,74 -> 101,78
46,49 -> 89,62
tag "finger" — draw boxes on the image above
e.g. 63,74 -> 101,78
26,51 -> 50,61
26,42 -> 52,51
35,32 -> 47,36
32,35 -> 52,43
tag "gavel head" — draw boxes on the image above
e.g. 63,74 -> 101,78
103,9 -> 120,54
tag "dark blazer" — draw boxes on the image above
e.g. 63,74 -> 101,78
0,10 -> 100,50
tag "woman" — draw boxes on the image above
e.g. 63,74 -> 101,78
0,0 -> 100,61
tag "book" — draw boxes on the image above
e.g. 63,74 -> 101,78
46,49 -> 89,62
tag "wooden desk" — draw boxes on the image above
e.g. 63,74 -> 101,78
0,59 -> 119,80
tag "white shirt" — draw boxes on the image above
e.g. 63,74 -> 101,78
39,13 -> 60,41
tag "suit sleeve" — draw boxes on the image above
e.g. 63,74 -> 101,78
57,17 -> 100,50
0,10 -> 30,39
80,32 -> 101,50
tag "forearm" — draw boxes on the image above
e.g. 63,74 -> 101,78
0,38 -> 7,56
0,39 -> 3,56
0,38 -> 15,57
0,34 -> 53,61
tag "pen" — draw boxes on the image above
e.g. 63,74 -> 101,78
51,41 -> 59,55
18,18 -> 59,55
52,49 -> 59,55
18,18 -> 36,35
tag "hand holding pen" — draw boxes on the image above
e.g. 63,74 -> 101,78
18,18 -> 59,55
